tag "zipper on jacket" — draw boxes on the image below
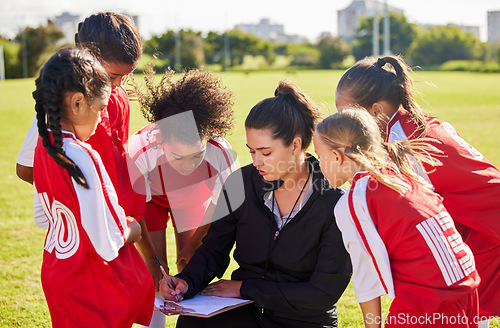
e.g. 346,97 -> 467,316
262,209 -> 280,279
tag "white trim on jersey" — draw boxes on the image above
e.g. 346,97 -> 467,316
39,192 -> 80,260
441,122 -> 484,160
33,182 -> 49,229
119,84 -> 129,99
39,191 -> 56,252
17,113 -> 38,167
18,86 -> 129,168
205,138 -> 237,204
128,126 -> 236,204
387,120 -> 433,187
127,127 -> 160,202
416,212 -> 476,286
66,134 -> 128,262
334,174 -> 395,303
33,132 -> 128,262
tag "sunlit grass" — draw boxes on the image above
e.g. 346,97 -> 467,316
1,70 -> 499,327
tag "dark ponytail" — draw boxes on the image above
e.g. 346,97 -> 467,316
245,79 -> 322,149
33,47 -> 110,188
337,55 -> 429,136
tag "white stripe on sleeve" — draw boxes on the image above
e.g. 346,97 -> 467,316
33,182 -> 49,229
334,176 -> 395,303
416,212 -> 472,286
17,114 -> 38,167
66,138 -> 127,262
207,138 -> 237,205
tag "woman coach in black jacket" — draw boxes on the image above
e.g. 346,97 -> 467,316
161,80 -> 352,328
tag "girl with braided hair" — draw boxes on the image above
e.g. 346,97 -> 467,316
32,47 -> 154,327
313,108 -> 480,328
17,10 -> 165,299
17,11 -> 142,183
335,55 -> 500,325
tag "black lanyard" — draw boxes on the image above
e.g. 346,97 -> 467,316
262,170 -> 312,278
271,171 -> 311,240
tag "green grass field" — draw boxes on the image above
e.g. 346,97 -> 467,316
1,70 -> 499,327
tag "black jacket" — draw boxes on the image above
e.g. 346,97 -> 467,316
176,156 -> 352,327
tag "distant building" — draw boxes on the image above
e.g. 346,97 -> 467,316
487,11 -> 500,43
128,14 -> 140,33
235,18 -> 307,43
337,0 -> 403,42
455,24 -> 480,40
54,12 -> 140,45
317,31 -> 334,42
55,12 -> 80,45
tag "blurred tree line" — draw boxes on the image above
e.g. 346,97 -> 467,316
1,20 -> 63,78
1,12 -> 500,79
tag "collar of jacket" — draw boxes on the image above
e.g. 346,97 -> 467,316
251,154 -> 331,200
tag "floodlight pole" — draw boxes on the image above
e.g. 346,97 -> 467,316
22,24 -> 28,78
372,4 -> 380,57
0,45 -> 5,81
175,13 -> 181,72
383,0 -> 391,55
223,13 -> 230,71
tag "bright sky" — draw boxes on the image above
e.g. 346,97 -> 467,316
1,0 -> 499,41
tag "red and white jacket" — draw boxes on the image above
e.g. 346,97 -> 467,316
21,86 -> 146,222
334,171 -> 479,315
33,132 -> 154,326
385,109 -> 500,246
385,109 -> 500,317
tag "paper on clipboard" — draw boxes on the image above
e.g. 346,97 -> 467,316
155,295 -> 253,317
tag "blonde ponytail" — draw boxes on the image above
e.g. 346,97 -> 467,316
316,108 -> 441,194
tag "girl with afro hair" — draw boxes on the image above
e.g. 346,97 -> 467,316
128,68 -> 237,326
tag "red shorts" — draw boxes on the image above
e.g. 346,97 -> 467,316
143,201 -> 172,231
143,193 -> 210,232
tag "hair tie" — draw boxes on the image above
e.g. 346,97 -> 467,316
345,140 -> 358,154
275,91 -> 291,99
375,57 -> 386,68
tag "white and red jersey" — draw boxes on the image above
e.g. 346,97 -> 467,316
20,86 -> 146,222
386,109 -> 500,316
335,171 -> 479,323
86,86 -> 146,222
17,113 -> 38,167
127,124 -> 237,232
386,109 -> 500,244
33,132 -> 154,327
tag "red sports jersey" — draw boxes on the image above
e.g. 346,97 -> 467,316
107,85 -> 131,145
19,86 -> 146,222
128,125 -> 236,232
87,86 -> 146,222
335,171 -> 480,327
386,109 -> 500,317
33,132 -> 154,327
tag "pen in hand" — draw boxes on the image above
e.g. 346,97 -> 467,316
154,256 -> 180,302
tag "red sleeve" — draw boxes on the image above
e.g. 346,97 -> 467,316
106,86 -> 131,146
